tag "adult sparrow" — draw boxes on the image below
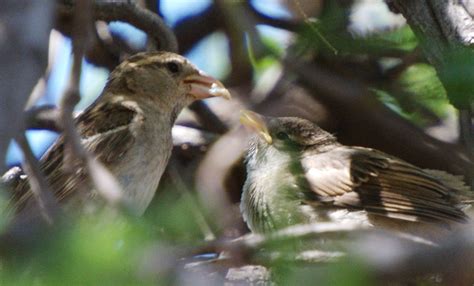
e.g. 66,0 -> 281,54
8,51 -> 230,215
240,111 -> 470,240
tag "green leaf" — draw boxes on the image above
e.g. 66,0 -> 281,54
399,63 -> 450,119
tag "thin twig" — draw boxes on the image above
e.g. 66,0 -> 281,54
191,222 -> 437,267
24,105 -> 62,132
191,222 -> 369,257
246,1 -> 301,32
14,134 -> 58,224
293,0 -> 337,54
60,0 -> 92,164
229,222 -> 372,249
60,0 -> 129,212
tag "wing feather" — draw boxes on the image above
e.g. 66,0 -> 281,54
10,101 -> 141,212
301,146 -> 468,224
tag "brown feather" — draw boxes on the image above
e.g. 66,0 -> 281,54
9,101 -> 140,212
302,146 -> 468,225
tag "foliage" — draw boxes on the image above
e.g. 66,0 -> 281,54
0,191 -> 211,285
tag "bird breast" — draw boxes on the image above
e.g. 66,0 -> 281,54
242,145 -> 309,232
113,112 -> 173,214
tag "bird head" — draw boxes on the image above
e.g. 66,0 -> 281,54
104,52 -> 231,109
240,110 -> 337,153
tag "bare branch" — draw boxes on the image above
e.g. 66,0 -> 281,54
246,1 -> 301,32
190,222 -> 437,270
60,0 -> 130,213
60,0 -> 93,163
24,105 -> 62,132
14,134 -> 58,224
188,102 -> 229,134
230,222 -> 371,250
58,0 -> 178,52
174,5 -> 219,53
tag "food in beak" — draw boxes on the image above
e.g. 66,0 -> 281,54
240,110 -> 273,144
183,72 -> 231,100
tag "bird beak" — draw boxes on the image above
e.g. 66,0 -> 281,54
183,72 -> 231,100
240,110 -> 273,144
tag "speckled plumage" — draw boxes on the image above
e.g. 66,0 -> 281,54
8,52 -> 230,215
241,113 -> 470,239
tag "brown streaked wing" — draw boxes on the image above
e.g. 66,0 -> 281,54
301,146 -> 467,224
10,101 -> 141,211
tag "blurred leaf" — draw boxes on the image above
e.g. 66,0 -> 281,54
373,63 -> 451,127
248,35 -> 283,83
438,47 -> 474,108
359,25 -> 418,54
0,187 -> 213,285
294,0 -> 417,58
2,215 -> 155,286
293,1 -> 346,56
146,190 -> 211,243
398,63 -> 451,123
272,258 -> 373,286
371,88 -> 411,120
260,34 -> 285,57
298,24 -> 417,57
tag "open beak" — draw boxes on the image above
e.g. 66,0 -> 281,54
183,72 -> 231,100
240,110 -> 272,144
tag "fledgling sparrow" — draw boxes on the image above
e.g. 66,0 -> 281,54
240,110 -> 471,240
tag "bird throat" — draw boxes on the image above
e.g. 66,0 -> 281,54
242,143 -> 312,233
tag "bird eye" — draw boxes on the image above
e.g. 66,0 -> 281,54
166,61 -> 180,74
276,132 -> 289,140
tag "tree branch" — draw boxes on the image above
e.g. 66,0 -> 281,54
14,134 -> 59,224
60,0 -> 131,213
246,1 -> 301,32
58,0 -> 178,52
188,102 -> 229,134
24,105 -> 62,132
174,5 -> 219,53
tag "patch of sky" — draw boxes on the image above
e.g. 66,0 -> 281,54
6,131 -> 59,166
77,60 -> 109,110
256,25 -> 293,49
349,0 -> 405,35
250,0 -> 292,19
41,33 -> 109,109
42,34 -> 71,105
185,32 -> 230,80
6,32 -> 108,165
160,0 -> 211,26
109,21 -> 147,50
